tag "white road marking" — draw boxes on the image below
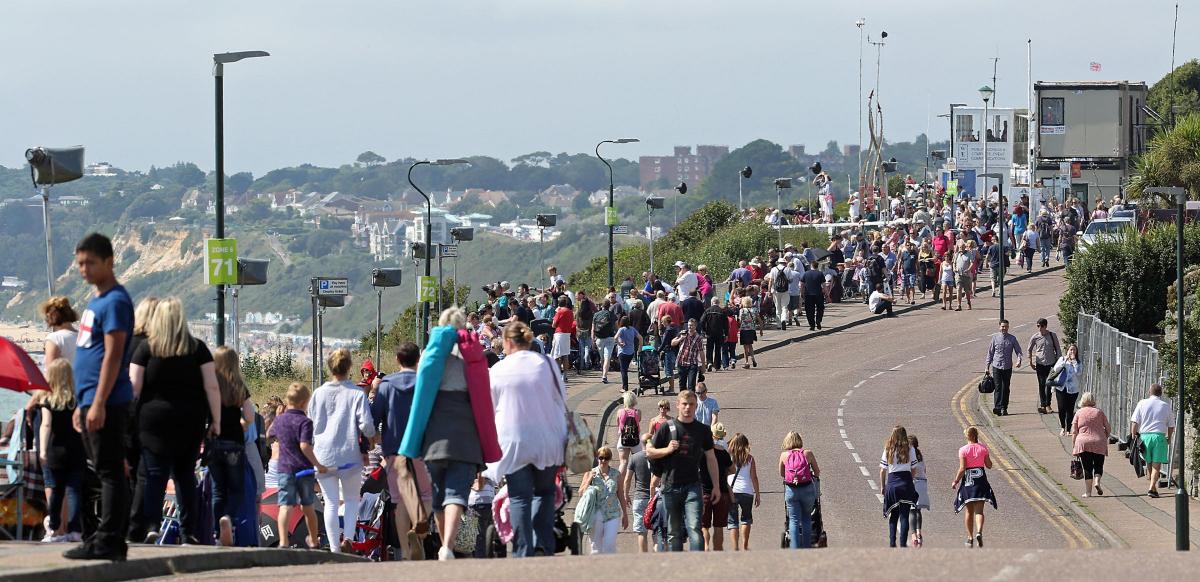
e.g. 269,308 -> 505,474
845,390 -> 854,397
840,399 -> 847,406
870,371 -> 885,378
859,466 -> 870,476
876,493 -> 885,503
889,364 -> 904,371
840,429 -> 848,439
851,452 -> 861,463
837,408 -> 843,417
854,380 -> 866,388
934,346 -> 952,353
837,418 -> 844,427
844,441 -> 855,450
867,479 -> 877,490
907,355 -> 926,363
959,338 -> 980,345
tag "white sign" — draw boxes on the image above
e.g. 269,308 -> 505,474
440,244 -> 458,258
1041,125 -> 1066,135
613,225 -> 630,234
316,277 -> 348,296
946,157 -> 957,171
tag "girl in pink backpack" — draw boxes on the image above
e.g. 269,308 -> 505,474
778,431 -> 820,549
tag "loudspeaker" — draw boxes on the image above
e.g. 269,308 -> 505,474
317,295 -> 345,308
810,162 -> 822,175
450,227 -> 474,241
536,214 -> 557,227
882,158 -> 898,173
411,242 -> 432,259
236,258 -> 269,286
741,166 -> 753,179
372,267 -> 403,287
26,146 -> 85,185
645,197 -> 665,209
774,178 -> 792,189
675,182 -> 687,195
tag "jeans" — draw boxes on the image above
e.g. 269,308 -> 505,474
784,482 -> 816,549
662,481 -> 704,551
1062,246 -> 1074,265
1034,363 -> 1054,408
661,349 -> 676,379
506,464 -> 558,557
577,334 -> 593,369
46,466 -> 83,533
705,336 -> 722,369
619,353 -> 635,391
803,294 -> 824,327
141,444 -> 200,540
888,505 -> 910,547
1040,239 -> 1051,265
873,301 -> 894,316
79,404 -> 130,551
991,367 -> 1013,412
722,342 -> 737,368
677,364 -> 699,392
1022,248 -> 1035,271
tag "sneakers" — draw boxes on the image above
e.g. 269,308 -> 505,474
144,530 -> 160,545
437,545 -> 455,561
63,540 -> 127,562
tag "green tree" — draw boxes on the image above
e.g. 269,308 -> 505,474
356,151 -> 387,166
572,191 -> 591,212
1148,59 -> 1200,122
241,198 -> 272,221
227,172 -> 254,195
697,139 -> 806,205
1128,113 -> 1200,203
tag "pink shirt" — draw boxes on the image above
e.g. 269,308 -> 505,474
959,442 -> 989,469
617,408 -> 641,432
1071,407 -> 1110,456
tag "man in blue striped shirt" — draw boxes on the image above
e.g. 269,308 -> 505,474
985,319 -> 1024,416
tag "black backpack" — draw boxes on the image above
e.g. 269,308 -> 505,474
868,255 -> 885,278
620,413 -> 639,448
594,309 -> 615,337
772,267 -> 790,293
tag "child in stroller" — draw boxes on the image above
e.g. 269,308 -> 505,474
483,467 -> 581,557
637,345 -> 665,396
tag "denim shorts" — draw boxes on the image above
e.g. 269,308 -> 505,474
631,496 -> 650,533
427,460 -> 476,510
726,492 -> 755,527
276,472 -> 316,507
903,274 -> 917,289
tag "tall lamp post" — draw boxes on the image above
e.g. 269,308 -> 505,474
1145,186 -> 1189,551
213,50 -> 269,347
645,196 -> 665,275
408,158 -> 470,343
739,166 -> 753,211
596,138 -> 639,289
856,18 -> 866,178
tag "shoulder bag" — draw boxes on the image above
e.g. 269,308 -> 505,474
977,375 -> 996,394
543,354 -> 595,474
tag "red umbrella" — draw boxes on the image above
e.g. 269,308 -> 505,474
0,336 -> 49,392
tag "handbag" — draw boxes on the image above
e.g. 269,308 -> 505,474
544,354 -> 595,474
1070,457 -> 1084,480
452,506 -> 481,554
977,375 -> 996,394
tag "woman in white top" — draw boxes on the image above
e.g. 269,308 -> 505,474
879,425 -> 919,548
1050,344 -> 1082,436
488,321 -> 567,558
908,434 -> 929,548
725,432 -> 761,550
39,296 -> 78,368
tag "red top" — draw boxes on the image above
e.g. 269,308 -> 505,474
552,306 -> 576,334
658,302 -> 684,327
725,315 -> 739,343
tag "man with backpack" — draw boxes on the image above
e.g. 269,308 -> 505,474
698,298 -> 728,372
592,300 -> 617,384
768,259 -> 793,329
864,249 -> 886,305
646,390 -> 722,552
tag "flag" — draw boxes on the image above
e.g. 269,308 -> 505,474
1089,62 -> 1102,72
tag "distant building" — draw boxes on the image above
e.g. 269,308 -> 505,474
85,162 -> 119,177
639,145 -> 729,188
56,196 -> 89,207
588,185 -> 640,206
538,184 -> 578,209
1,276 -> 28,290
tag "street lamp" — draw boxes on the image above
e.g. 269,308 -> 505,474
645,196 -> 665,276
213,50 -> 269,347
1145,186 -> 1189,551
536,213 -> 557,276
450,226 -> 474,306
596,138 -> 639,289
856,18 -> 866,179
408,158 -> 470,344
673,182 -> 687,226
739,166 -> 753,211
979,85 -> 995,201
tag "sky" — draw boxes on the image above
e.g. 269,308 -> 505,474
1,0 -> 1192,176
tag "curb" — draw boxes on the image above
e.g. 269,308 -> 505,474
6,547 -> 367,582
968,379 -> 1127,549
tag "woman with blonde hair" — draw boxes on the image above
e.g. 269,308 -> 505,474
615,390 -> 641,474
309,347 -> 376,552
725,432 -> 760,550
952,426 -> 996,547
128,297 -> 219,544
211,345 -> 255,546
778,431 -> 819,549
1071,392 -> 1110,497
737,296 -> 757,368
579,446 -> 627,554
38,359 -> 85,542
879,425 -> 919,547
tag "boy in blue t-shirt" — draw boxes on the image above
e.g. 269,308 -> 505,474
370,341 -> 425,559
64,233 -> 134,562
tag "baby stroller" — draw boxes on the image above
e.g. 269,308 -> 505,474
637,345 -> 665,396
483,469 -> 581,557
780,494 -> 828,548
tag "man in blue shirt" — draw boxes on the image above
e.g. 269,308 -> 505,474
65,233 -> 134,562
370,341 -> 427,559
985,319 -> 1024,416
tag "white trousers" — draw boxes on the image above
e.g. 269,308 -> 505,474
590,515 -> 619,554
317,467 -> 362,552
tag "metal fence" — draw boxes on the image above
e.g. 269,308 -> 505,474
1076,311 -> 1163,444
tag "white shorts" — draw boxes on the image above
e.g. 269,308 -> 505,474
551,332 -> 572,359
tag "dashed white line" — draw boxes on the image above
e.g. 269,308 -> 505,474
837,408 -> 844,417
851,452 -> 861,463
876,493 -> 885,503
859,466 -> 870,476
867,479 -> 877,490
844,441 -> 855,450
853,380 -> 866,388
840,429 -> 848,439
840,399 -> 848,406
934,346 -> 952,353
869,371 -> 885,379
837,418 -> 844,427
958,338 -> 980,345
907,355 -> 926,363
889,364 -> 904,371
845,390 -> 854,397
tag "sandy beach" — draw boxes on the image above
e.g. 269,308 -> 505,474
0,321 -> 44,355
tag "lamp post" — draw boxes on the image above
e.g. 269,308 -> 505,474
645,196 -> 665,276
982,172 -> 1005,321
596,138 -> 639,290
739,166 -> 753,211
1145,186 -> 1189,551
213,50 -> 269,347
408,158 -> 470,344
856,18 -> 866,178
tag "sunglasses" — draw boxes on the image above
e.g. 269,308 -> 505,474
659,405 -> 669,409
598,456 -> 612,461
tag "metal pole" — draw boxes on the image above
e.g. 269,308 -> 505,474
674,191 -> 678,226
375,288 -> 383,368
597,141 -> 616,289
437,244 -> 444,316
232,286 -> 240,355
214,68 -> 226,346
407,161 -> 433,342
317,307 -> 325,385
453,254 -> 459,306
858,21 -> 864,183
310,279 -> 318,392
776,186 -> 783,249
648,206 -> 655,276
1176,190 -> 1189,551
998,183 -> 1005,322
41,187 -> 54,295
539,227 -> 546,275
984,98 -> 990,202
738,174 -> 743,212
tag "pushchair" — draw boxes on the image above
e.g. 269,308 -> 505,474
780,493 -> 828,548
483,469 -> 581,557
637,345 -> 666,396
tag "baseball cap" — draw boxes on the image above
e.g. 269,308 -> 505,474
674,261 -> 686,268
776,258 -> 787,264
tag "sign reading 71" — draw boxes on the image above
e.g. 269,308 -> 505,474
204,238 -> 238,285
